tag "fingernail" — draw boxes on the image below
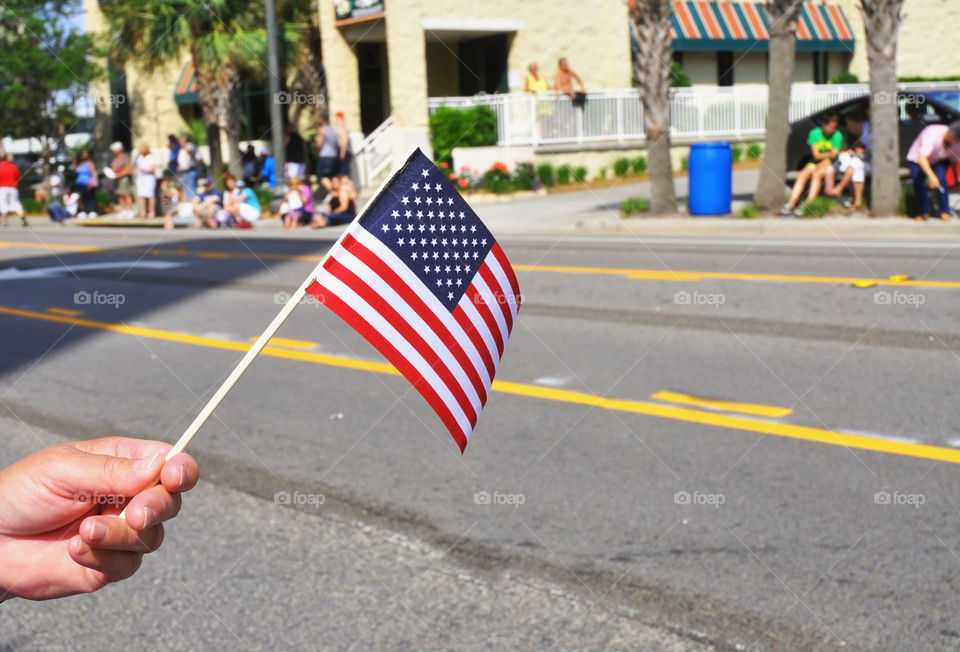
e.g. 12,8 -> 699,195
87,521 -> 107,542
178,464 -> 187,488
142,507 -> 157,528
134,454 -> 162,472
72,538 -> 90,556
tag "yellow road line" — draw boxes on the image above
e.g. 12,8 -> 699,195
649,391 -> 793,418
249,336 -> 317,350
2,241 -> 959,289
513,263 -> 960,289
1,304 -> 958,465
46,307 -> 83,316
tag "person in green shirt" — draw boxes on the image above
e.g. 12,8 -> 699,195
782,112 -> 843,216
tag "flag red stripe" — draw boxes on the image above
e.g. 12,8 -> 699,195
478,264 -> 514,334
322,257 -> 479,428
452,305 -> 498,380
467,283 -> 505,357
340,233 -> 489,405
491,243 -> 521,301
308,280 -> 469,452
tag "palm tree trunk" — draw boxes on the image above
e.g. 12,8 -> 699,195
861,0 -> 904,216
221,65 -> 244,178
631,0 -> 676,215
195,64 -> 223,178
755,6 -> 800,210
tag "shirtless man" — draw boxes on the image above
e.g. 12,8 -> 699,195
554,57 -> 585,100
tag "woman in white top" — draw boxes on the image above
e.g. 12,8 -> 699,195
135,144 -> 157,218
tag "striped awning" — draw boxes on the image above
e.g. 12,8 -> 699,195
174,60 -> 199,105
669,1 -> 855,52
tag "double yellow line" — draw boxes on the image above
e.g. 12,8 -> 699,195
2,304 -> 959,466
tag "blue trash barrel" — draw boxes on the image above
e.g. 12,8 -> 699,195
688,142 -> 732,216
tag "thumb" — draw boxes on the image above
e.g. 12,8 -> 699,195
51,447 -> 165,500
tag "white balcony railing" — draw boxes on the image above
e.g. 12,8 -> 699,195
427,82 -> 960,149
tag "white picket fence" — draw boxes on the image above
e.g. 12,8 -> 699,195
427,83 -> 960,148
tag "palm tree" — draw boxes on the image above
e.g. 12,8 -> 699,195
629,0 -> 676,215
279,0 -> 325,126
100,0 -> 268,176
755,0 -> 802,210
860,0 -> 904,216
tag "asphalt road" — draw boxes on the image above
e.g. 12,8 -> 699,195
3,222 -> 960,650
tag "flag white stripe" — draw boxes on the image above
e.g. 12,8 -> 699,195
484,253 -> 519,323
314,270 -> 474,437
330,245 -> 483,417
473,271 -> 510,348
458,284 -> 501,371
352,227 -> 493,388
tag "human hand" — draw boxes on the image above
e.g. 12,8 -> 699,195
0,437 -> 198,601
928,176 -> 941,190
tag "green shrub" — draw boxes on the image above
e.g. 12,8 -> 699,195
512,162 -> 537,191
670,62 -> 692,88
899,183 -> 915,216
483,163 -> 512,194
573,166 -> 588,183
254,188 -> 275,208
829,72 -> 859,84
597,167 -> 608,180
613,158 -> 631,177
21,198 -> 46,214
556,164 -> 573,185
429,105 -> 499,165
631,157 -> 647,175
740,203 -> 759,218
731,145 -> 744,163
536,163 -> 556,187
96,190 -> 113,208
680,156 -> 689,171
801,196 -> 834,218
620,196 -> 650,216
746,143 -> 763,160
188,118 -> 208,146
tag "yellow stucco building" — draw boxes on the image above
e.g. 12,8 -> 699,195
84,0 -> 960,163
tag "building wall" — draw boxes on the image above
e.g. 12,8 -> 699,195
84,0 -> 196,154
320,0 -> 633,133
734,52 -> 766,85
835,0 -> 960,83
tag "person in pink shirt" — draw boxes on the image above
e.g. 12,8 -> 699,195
906,121 -> 960,220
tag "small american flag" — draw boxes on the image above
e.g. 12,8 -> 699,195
307,149 -> 521,452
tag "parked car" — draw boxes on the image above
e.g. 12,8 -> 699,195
785,92 -> 960,185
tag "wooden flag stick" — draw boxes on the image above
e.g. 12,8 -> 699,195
117,147 -> 421,520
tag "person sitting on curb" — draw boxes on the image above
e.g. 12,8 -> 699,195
310,175 -> 357,228
0,437 -> 198,601
906,120 -> 960,221
825,113 -> 870,213
193,178 -> 223,229
781,113 -> 843,217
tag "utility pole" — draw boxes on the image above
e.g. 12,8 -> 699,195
265,0 -> 286,189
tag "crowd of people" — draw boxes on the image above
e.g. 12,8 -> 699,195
3,113 -> 358,231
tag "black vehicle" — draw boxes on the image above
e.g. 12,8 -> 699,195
785,92 -> 960,184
